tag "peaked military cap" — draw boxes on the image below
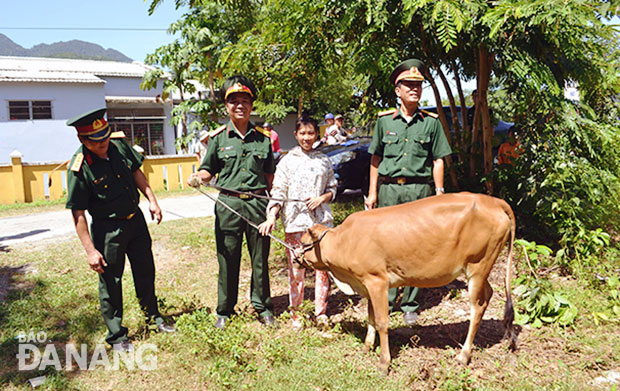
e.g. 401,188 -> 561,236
389,58 -> 426,85
221,75 -> 257,102
66,108 -> 111,141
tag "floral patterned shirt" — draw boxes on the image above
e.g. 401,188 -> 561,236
268,146 -> 337,233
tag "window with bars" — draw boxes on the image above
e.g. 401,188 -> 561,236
8,101 -> 52,120
109,120 -> 165,155
107,108 -> 166,155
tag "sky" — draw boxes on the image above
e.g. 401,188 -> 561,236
0,0 -> 187,62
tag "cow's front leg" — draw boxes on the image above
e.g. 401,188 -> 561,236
366,279 -> 390,373
364,298 -> 377,351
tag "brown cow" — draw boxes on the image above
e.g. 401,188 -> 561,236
295,192 -> 517,371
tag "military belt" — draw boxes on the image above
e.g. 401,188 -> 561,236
380,176 -> 431,185
220,188 -> 266,200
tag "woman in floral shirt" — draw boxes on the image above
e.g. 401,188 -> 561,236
258,116 -> 337,329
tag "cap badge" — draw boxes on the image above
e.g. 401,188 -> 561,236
92,119 -> 104,130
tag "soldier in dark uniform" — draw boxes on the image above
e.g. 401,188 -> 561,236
365,59 -> 452,326
66,108 -> 175,352
188,76 -> 276,329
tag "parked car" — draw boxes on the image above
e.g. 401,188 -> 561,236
317,136 -> 372,196
316,106 -> 513,195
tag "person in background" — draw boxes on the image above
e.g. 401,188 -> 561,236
325,114 -> 347,145
258,115 -> 337,329
65,108 -> 175,352
264,122 -> 282,163
324,113 -> 335,128
498,125 -> 522,165
365,59 -> 452,326
196,130 -> 210,162
187,75 -> 277,329
467,89 -> 478,128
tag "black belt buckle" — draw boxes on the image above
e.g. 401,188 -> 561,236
396,177 -> 406,185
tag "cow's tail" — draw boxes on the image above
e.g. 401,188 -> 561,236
502,200 -> 518,351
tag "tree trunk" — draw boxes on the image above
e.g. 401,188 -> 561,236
425,70 -> 459,191
477,46 -> 494,194
208,53 -> 218,122
433,62 -> 460,150
451,59 -> 469,152
297,93 -> 304,117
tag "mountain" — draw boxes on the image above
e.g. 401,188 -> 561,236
0,34 -> 133,62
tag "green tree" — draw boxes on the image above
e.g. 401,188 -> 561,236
145,0 -> 620,257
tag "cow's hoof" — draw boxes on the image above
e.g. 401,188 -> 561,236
377,361 -> 389,375
455,352 -> 471,365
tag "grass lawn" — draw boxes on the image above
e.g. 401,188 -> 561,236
1,196 -> 619,390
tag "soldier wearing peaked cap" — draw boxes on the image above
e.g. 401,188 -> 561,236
365,59 -> 452,326
188,75 -> 277,329
65,108 -> 175,352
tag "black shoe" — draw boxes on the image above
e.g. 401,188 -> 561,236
112,340 -> 134,352
157,322 -> 176,333
215,317 -> 227,330
403,311 -> 419,326
261,315 -> 277,328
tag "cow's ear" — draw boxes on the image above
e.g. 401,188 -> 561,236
306,227 -> 316,240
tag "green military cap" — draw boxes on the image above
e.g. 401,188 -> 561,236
66,108 -> 111,141
389,58 -> 425,85
221,75 -> 258,102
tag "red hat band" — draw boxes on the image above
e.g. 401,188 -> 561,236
76,118 -> 109,136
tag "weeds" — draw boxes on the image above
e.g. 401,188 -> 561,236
1,199 -> 620,390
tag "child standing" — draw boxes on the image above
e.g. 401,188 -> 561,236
258,116 -> 337,329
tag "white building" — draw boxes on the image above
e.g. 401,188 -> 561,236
0,56 -> 175,163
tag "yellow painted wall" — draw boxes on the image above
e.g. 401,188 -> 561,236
0,155 -> 198,205
0,165 -> 15,204
21,163 -> 67,202
142,156 -> 198,192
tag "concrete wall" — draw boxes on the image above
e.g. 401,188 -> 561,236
0,82 -> 105,163
0,78 -> 176,163
274,114 -> 298,151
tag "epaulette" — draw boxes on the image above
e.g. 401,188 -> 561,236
255,125 -> 271,138
209,125 -> 226,138
420,109 -> 439,119
70,153 -> 84,172
378,109 -> 398,117
110,131 -> 126,138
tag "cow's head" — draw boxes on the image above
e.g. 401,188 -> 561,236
294,224 -> 331,270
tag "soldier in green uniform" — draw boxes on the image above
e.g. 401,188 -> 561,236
188,76 -> 276,329
66,108 -> 175,352
365,59 -> 452,326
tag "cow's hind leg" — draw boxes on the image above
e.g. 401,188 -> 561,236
364,299 -> 377,352
366,280 -> 390,373
457,278 -> 493,365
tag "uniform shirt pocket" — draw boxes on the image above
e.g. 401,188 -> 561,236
92,175 -> 123,202
251,144 -> 270,161
217,147 -> 239,168
411,135 -> 432,157
382,134 -> 402,158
